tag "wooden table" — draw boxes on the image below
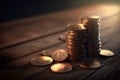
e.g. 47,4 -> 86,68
0,3 -> 120,80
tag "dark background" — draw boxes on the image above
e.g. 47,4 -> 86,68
0,0 -> 119,22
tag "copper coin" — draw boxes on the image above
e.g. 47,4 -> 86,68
79,60 -> 101,69
51,63 -> 72,73
66,45 -> 85,49
67,39 -> 86,43
67,24 -> 86,31
67,50 -> 86,55
66,35 -> 86,40
31,56 -> 53,66
51,49 -> 68,61
41,49 -> 56,56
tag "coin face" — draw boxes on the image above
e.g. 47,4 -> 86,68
51,49 -> 68,61
51,63 -> 72,73
100,49 -> 115,57
31,56 -> 53,66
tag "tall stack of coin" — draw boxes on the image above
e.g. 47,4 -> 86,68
84,16 -> 102,58
66,24 -> 86,61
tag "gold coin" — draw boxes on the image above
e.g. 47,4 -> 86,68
31,56 -> 53,66
100,49 -> 115,57
51,49 -> 68,61
51,63 -> 72,73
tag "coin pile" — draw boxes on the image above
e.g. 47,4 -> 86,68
66,24 -> 87,61
84,16 -> 102,58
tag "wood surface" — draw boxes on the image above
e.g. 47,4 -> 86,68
0,3 -> 120,80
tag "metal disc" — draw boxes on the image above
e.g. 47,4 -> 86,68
79,60 -> 102,69
100,49 -> 115,57
51,63 -> 72,73
31,56 -> 53,66
51,49 -> 68,62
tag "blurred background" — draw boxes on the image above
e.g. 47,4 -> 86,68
0,0 -> 119,22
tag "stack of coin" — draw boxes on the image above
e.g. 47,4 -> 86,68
85,16 -> 102,58
66,24 -> 87,61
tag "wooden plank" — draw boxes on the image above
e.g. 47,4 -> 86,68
0,43 -> 65,80
1,43 -> 66,67
0,3 -> 119,49
0,7 -> 119,63
15,51 -> 120,80
0,32 -> 65,63
0,3 -> 119,80
1,14 -> 120,66
85,52 -> 120,80
28,68 -> 95,80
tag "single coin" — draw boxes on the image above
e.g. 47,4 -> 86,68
100,49 -> 115,57
79,60 -> 101,69
90,60 -> 101,69
67,24 -> 86,31
41,49 -> 55,56
31,56 -> 53,66
58,33 -> 66,41
51,49 -> 68,61
51,63 -> 72,73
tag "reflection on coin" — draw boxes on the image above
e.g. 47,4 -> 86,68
51,63 -> 72,73
100,49 -> 115,57
51,49 -> 68,61
31,56 -> 53,66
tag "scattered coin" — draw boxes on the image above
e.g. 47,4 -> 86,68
79,60 -> 101,69
31,56 -> 53,66
100,49 -> 115,57
51,63 -> 72,73
41,49 -> 55,56
51,49 -> 68,61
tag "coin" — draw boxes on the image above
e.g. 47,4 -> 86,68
67,24 -> 86,31
41,49 -> 56,56
51,49 -> 68,61
58,33 -> 66,41
100,49 -> 115,57
31,56 -> 53,66
51,63 -> 72,73
79,60 -> 101,69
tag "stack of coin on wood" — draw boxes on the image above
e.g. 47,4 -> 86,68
78,16 -> 102,69
66,24 -> 87,61
84,16 -> 102,58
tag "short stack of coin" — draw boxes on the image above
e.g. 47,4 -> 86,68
66,24 -> 87,61
85,16 -> 102,58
